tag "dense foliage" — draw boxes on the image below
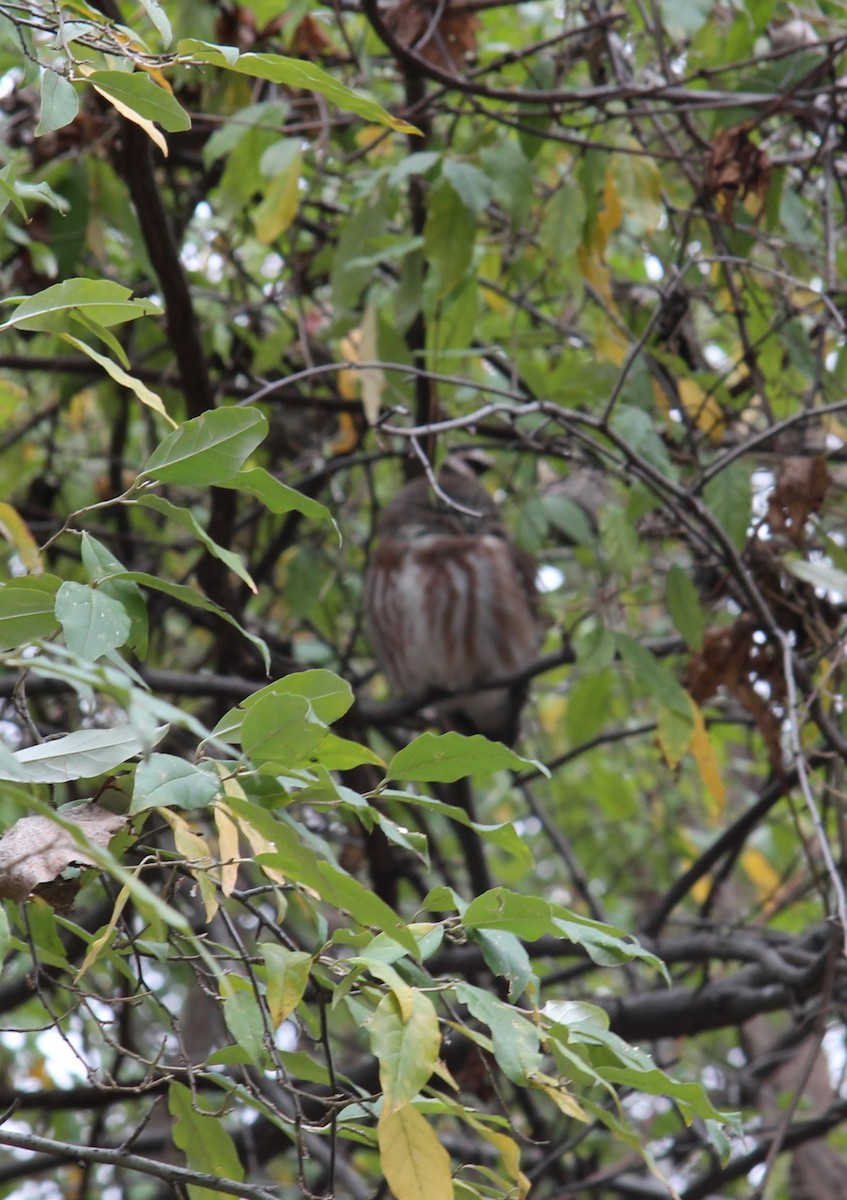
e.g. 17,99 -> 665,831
2,1 -> 847,1197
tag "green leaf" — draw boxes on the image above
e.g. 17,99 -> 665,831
36,70 -> 79,136
220,976 -> 269,1068
380,791 -> 531,865
131,754 -> 220,814
479,138 -> 534,223
265,669 -> 353,724
565,670 -> 613,747
55,581 -> 132,660
471,928 -> 535,1001
80,534 -> 148,657
424,179 -> 477,299
463,889 -> 555,940
241,693 -> 327,768
185,46 -> 421,135
0,903 -> 9,965
441,160 -> 493,214
224,466 -> 336,530
212,670 -> 353,743
540,177 -> 587,261
454,982 -> 542,1084
369,990 -> 441,1116
138,0 -> 172,46
169,1081 -> 245,1187
5,725 -> 163,784
262,944 -> 312,1026
550,909 -> 669,978
0,278 -> 162,334
137,493 -> 256,593
86,70 -> 190,132
386,731 -> 543,783
666,564 -> 705,651
659,0 -> 712,39
228,797 -> 418,958
113,571 -> 269,671
0,575 -> 61,649
616,634 -> 690,715
141,408 -> 268,485
703,462 -> 751,551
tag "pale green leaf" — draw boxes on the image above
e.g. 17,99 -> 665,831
35,70 -> 79,136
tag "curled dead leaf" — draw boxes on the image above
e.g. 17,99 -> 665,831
383,0 -> 480,72
703,121 -> 771,222
0,803 -> 126,903
766,455 -> 830,545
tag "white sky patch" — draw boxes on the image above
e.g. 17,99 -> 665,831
537,564 -> 564,593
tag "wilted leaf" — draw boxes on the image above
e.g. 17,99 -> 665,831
703,121 -> 771,222
766,455 -> 829,545
0,803 -> 126,901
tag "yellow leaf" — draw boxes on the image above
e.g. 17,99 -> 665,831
595,329 -> 628,366
137,64 -> 173,92
379,1105 -> 454,1200
75,875 -> 134,981
577,245 -> 614,308
213,802 -> 240,897
463,1113 -> 531,1197
160,809 -> 217,922
359,303 -> 384,424
688,698 -> 726,815
677,378 -> 724,445
355,125 -> 394,158
61,334 -> 177,427
0,502 -> 41,572
254,147 -> 303,244
529,1070 -> 590,1122
329,410 -> 359,455
339,328 -> 361,401
597,167 -> 622,246
741,847 -> 781,900
613,149 -> 662,234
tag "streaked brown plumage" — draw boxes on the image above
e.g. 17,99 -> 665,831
364,467 -> 542,744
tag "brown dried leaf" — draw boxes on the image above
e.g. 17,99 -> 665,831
290,15 -> 334,59
766,455 -> 830,544
383,0 -> 480,72
0,803 -> 126,902
685,619 -> 783,771
703,121 -> 771,222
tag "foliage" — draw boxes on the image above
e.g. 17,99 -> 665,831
0,1 -> 847,1198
